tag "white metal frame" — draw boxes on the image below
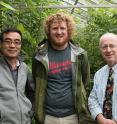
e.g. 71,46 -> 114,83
38,4 -> 117,9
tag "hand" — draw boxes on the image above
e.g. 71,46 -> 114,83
96,114 -> 116,124
99,118 -> 117,124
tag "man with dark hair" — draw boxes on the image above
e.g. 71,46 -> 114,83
32,12 -> 94,124
0,28 -> 35,124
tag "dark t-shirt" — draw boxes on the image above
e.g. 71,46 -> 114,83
45,44 -> 75,117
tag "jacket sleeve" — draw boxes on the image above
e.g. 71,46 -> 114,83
32,55 -> 37,83
77,51 -> 97,124
25,66 -> 35,116
81,52 -> 90,90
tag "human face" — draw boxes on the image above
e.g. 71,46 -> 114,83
49,21 -> 69,50
100,37 -> 117,67
1,32 -> 22,60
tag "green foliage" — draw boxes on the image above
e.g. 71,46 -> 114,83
0,0 -> 58,66
74,8 -> 117,76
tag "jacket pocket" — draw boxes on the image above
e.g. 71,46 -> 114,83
0,110 -> 4,123
0,110 -> 1,123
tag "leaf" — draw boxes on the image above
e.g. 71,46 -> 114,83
0,1 -> 16,11
17,23 -> 25,33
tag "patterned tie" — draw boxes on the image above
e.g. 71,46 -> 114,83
103,68 -> 114,119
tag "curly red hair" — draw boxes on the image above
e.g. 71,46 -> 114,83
44,12 -> 76,39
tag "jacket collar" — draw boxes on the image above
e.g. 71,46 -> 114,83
35,39 -> 85,61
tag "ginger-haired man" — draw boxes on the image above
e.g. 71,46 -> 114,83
33,12 -> 94,124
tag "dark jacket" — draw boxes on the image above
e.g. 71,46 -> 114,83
32,40 -> 95,124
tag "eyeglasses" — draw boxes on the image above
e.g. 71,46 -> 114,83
100,44 -> 117,50
3,40 -> 22,46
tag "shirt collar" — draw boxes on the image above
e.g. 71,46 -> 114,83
109,64 -> 117,73
4,58 -> 20,70
16,60 -> 20,67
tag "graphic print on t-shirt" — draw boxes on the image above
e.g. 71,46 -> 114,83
49,60 -> 72,75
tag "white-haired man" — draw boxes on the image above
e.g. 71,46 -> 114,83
88,33 -> 117,124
